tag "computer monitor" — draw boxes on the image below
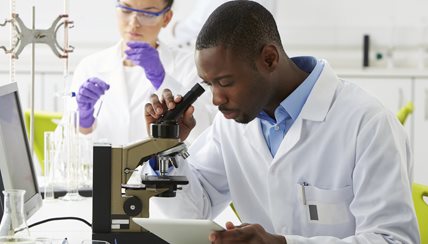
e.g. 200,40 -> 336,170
0,82 -> 43,221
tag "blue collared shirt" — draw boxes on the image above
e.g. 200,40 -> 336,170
258,56 -> 324,157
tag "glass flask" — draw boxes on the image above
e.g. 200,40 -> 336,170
0,189 -> 35,243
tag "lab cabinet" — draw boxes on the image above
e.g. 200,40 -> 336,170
413,79 -> 428,185
0,71 -> 66,112
340,76 -> 413,138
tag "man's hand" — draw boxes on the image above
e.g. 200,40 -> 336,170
144,89 -> 196,141
209,222 -> 286,244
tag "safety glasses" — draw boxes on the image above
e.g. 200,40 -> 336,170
116,2 -> 171,26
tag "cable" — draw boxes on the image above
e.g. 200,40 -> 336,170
28,217 -> 92,229
14,217 -> 91,234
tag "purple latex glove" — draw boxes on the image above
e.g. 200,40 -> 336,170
125,41 -> 165,90
76,77 -> 110,128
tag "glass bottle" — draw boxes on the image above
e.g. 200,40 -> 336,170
0,189 -> 34,243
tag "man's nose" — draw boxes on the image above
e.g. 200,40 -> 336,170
212,87 -> 226,106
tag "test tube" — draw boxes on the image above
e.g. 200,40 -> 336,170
44,131 -> 55,200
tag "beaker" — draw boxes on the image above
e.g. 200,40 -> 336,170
0,190 -> 34,243
79,135 -> 93,188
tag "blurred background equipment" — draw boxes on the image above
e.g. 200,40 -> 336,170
0,0 -> 73,162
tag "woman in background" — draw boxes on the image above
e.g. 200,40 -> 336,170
71,0 -> 215,146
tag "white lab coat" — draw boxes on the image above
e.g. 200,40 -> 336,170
151,60 -> 419,243
70,41 -> 216,146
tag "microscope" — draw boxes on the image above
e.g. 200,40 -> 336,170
92,83 -> 205,243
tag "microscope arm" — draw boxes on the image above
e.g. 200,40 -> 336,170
121,137 -> 181,184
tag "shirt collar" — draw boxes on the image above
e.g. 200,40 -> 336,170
258,56 -> 325,122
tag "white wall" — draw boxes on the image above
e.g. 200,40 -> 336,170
1,0 -> 428,72
1,0 -> 428,110
277,0 -> 428,69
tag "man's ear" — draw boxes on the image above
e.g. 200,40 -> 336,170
260,44 -> 279,72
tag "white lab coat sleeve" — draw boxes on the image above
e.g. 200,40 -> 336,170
285,111 -> 419,244
151,120 -> 231,219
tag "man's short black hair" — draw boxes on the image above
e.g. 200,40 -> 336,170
196,1 -> 284,63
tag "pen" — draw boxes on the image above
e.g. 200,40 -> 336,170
62,237 -> 68,244
301,182 -> 308,205
95,99 -> 104,118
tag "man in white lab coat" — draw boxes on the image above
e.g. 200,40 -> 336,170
71,0 -> 215,146
145,1 -> 419,243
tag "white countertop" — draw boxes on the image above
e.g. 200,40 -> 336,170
26,197 -> 240,244
28,197 -> 92,244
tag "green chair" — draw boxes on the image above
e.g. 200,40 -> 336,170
412,183 -> 428,244
395,105 -> 426,242
24,110 -> 62,175
397,101 -> 414,125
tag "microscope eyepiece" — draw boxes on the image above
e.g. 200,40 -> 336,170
158,83 -> 205,122
151,83 -> 205,138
